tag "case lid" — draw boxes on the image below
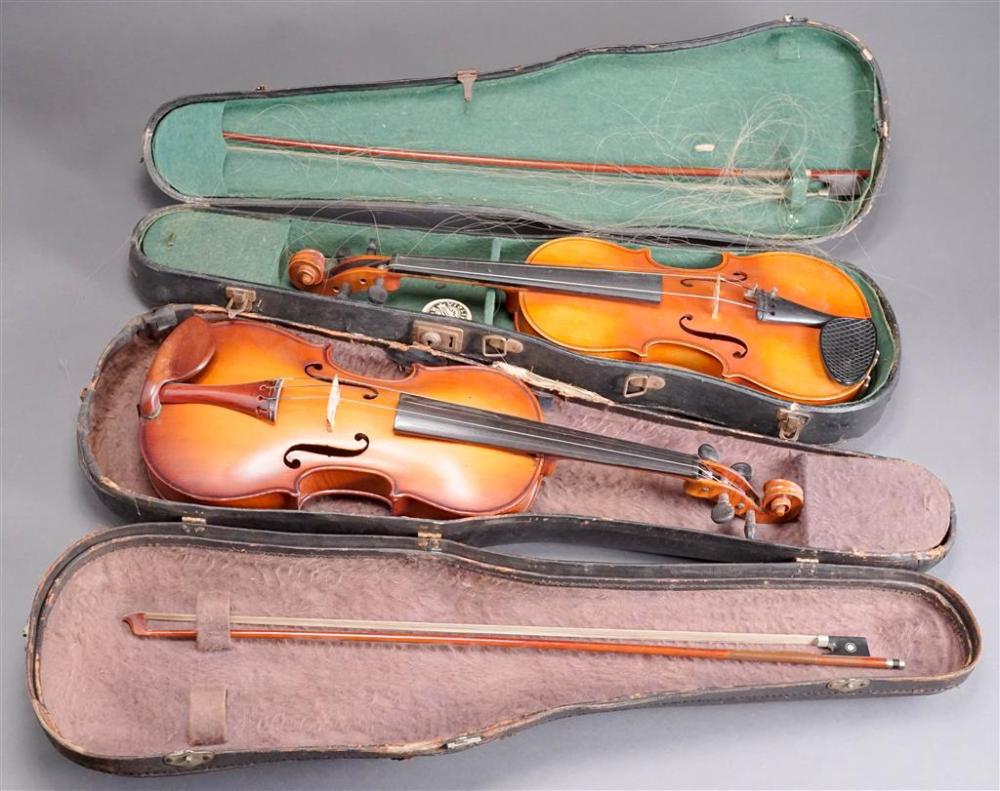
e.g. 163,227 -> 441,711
143,18 -> 888,245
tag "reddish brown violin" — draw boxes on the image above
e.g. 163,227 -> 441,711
138,316 -> 803,526
287,237 -> 878,406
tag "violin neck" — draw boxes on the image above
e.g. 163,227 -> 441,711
386,256 -> 663,304
394,394 -> 703,478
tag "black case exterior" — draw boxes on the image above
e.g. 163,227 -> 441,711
134,16 -> 895,445
78,306 -> 947,571
130,207 -> 900,445
26,524 -> 980,776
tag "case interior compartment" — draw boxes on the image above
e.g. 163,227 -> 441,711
30,528 -> 977,769
146,21 -> 885,243
81,310 -> 947,562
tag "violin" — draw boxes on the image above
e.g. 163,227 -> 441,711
288,237 -> 878,405
138,316 -> 803,528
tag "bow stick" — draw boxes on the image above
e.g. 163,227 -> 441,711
221,131 -> 871,198
124,612 -> 904,670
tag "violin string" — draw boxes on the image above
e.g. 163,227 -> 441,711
385,260 -> 754,298
268,389 -> 738,491
334,263 -> 759,308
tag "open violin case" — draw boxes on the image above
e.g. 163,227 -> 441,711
27,18 -> 980,776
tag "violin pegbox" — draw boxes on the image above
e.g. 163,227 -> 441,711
685,443 -> 803,529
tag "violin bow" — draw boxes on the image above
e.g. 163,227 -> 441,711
123,611 -> 904,670
222,131 -> 871,198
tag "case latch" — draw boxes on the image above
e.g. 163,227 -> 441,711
776,404 -> 811,441
412,320 -> 464,352
622,373 -> 666,399
163,750 -> 215,769
826,678 -> 871,694
224,286 -> 257,318
456,69 -> 478,102
482,335 -> 524,358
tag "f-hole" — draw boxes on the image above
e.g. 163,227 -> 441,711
679,271 -> 748,288
678,314 -> 749,358
304,362 -> 379,399
284,433 -> 371,468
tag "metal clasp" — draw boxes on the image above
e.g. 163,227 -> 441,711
482,335 -> 524,358
776,404 -> 811,441
164,750 -> 215,768
456,69 -> 478,102
412,320 -> 464,352
224,286 -> 257,318
826,678 -> 871,694
622,373 -> 665,399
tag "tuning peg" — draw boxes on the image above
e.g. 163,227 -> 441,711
743,510 -> 757,540
366,238 -> 379,254
335,245 -> 351,261
698,443 -> 720,461
710,493 -> 735,524
336,283 -> 352,300
731,462 -> 753,482
368,277 -> 389,305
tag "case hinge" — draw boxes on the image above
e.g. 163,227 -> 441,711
482,335 -> 524,358
181,516 -> 207,534
826,678 -> 871,694
776,404 -> 811,441
163,750 -> 215,769
417,529 -> 443,551
623,373 -> 666,399
446,734 -> 483,750
455,69 -> 478,102
224,286 -> 257,318
412,320 -> 464,352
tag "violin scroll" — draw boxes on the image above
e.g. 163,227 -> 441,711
289,248 -> 394,299
287,249 -> 328,290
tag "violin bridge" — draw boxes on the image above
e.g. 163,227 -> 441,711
326,375 -> 341,432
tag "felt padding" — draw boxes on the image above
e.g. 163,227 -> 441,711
84,321 -> 947,555
36,543 -> 970,758
149,25 -> 881,240
137,207 -> 898,396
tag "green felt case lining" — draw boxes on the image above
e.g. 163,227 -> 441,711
139,207 -> 897,398
148,22 -> 883,242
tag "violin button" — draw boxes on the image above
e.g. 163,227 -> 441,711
731,462 -> 753,482
697,443 -> 720,461
710,494 -> 735,524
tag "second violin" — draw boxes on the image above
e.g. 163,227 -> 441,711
288,237 -> 878,406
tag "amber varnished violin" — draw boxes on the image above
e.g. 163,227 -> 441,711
288,237 -> 878,405
138,316 -> 803,527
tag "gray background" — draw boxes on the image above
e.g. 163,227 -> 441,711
1,1 -> 997,788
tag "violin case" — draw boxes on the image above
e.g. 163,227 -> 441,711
130,16 -> 897,444
27,17 -> 981,777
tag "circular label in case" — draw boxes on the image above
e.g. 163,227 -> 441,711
422,298 -> 473,320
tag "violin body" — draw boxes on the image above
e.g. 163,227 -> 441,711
138,317 -> 803,523
291,237 -> 877,405
516,239 -> 872,404
139,318 -> 546,516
